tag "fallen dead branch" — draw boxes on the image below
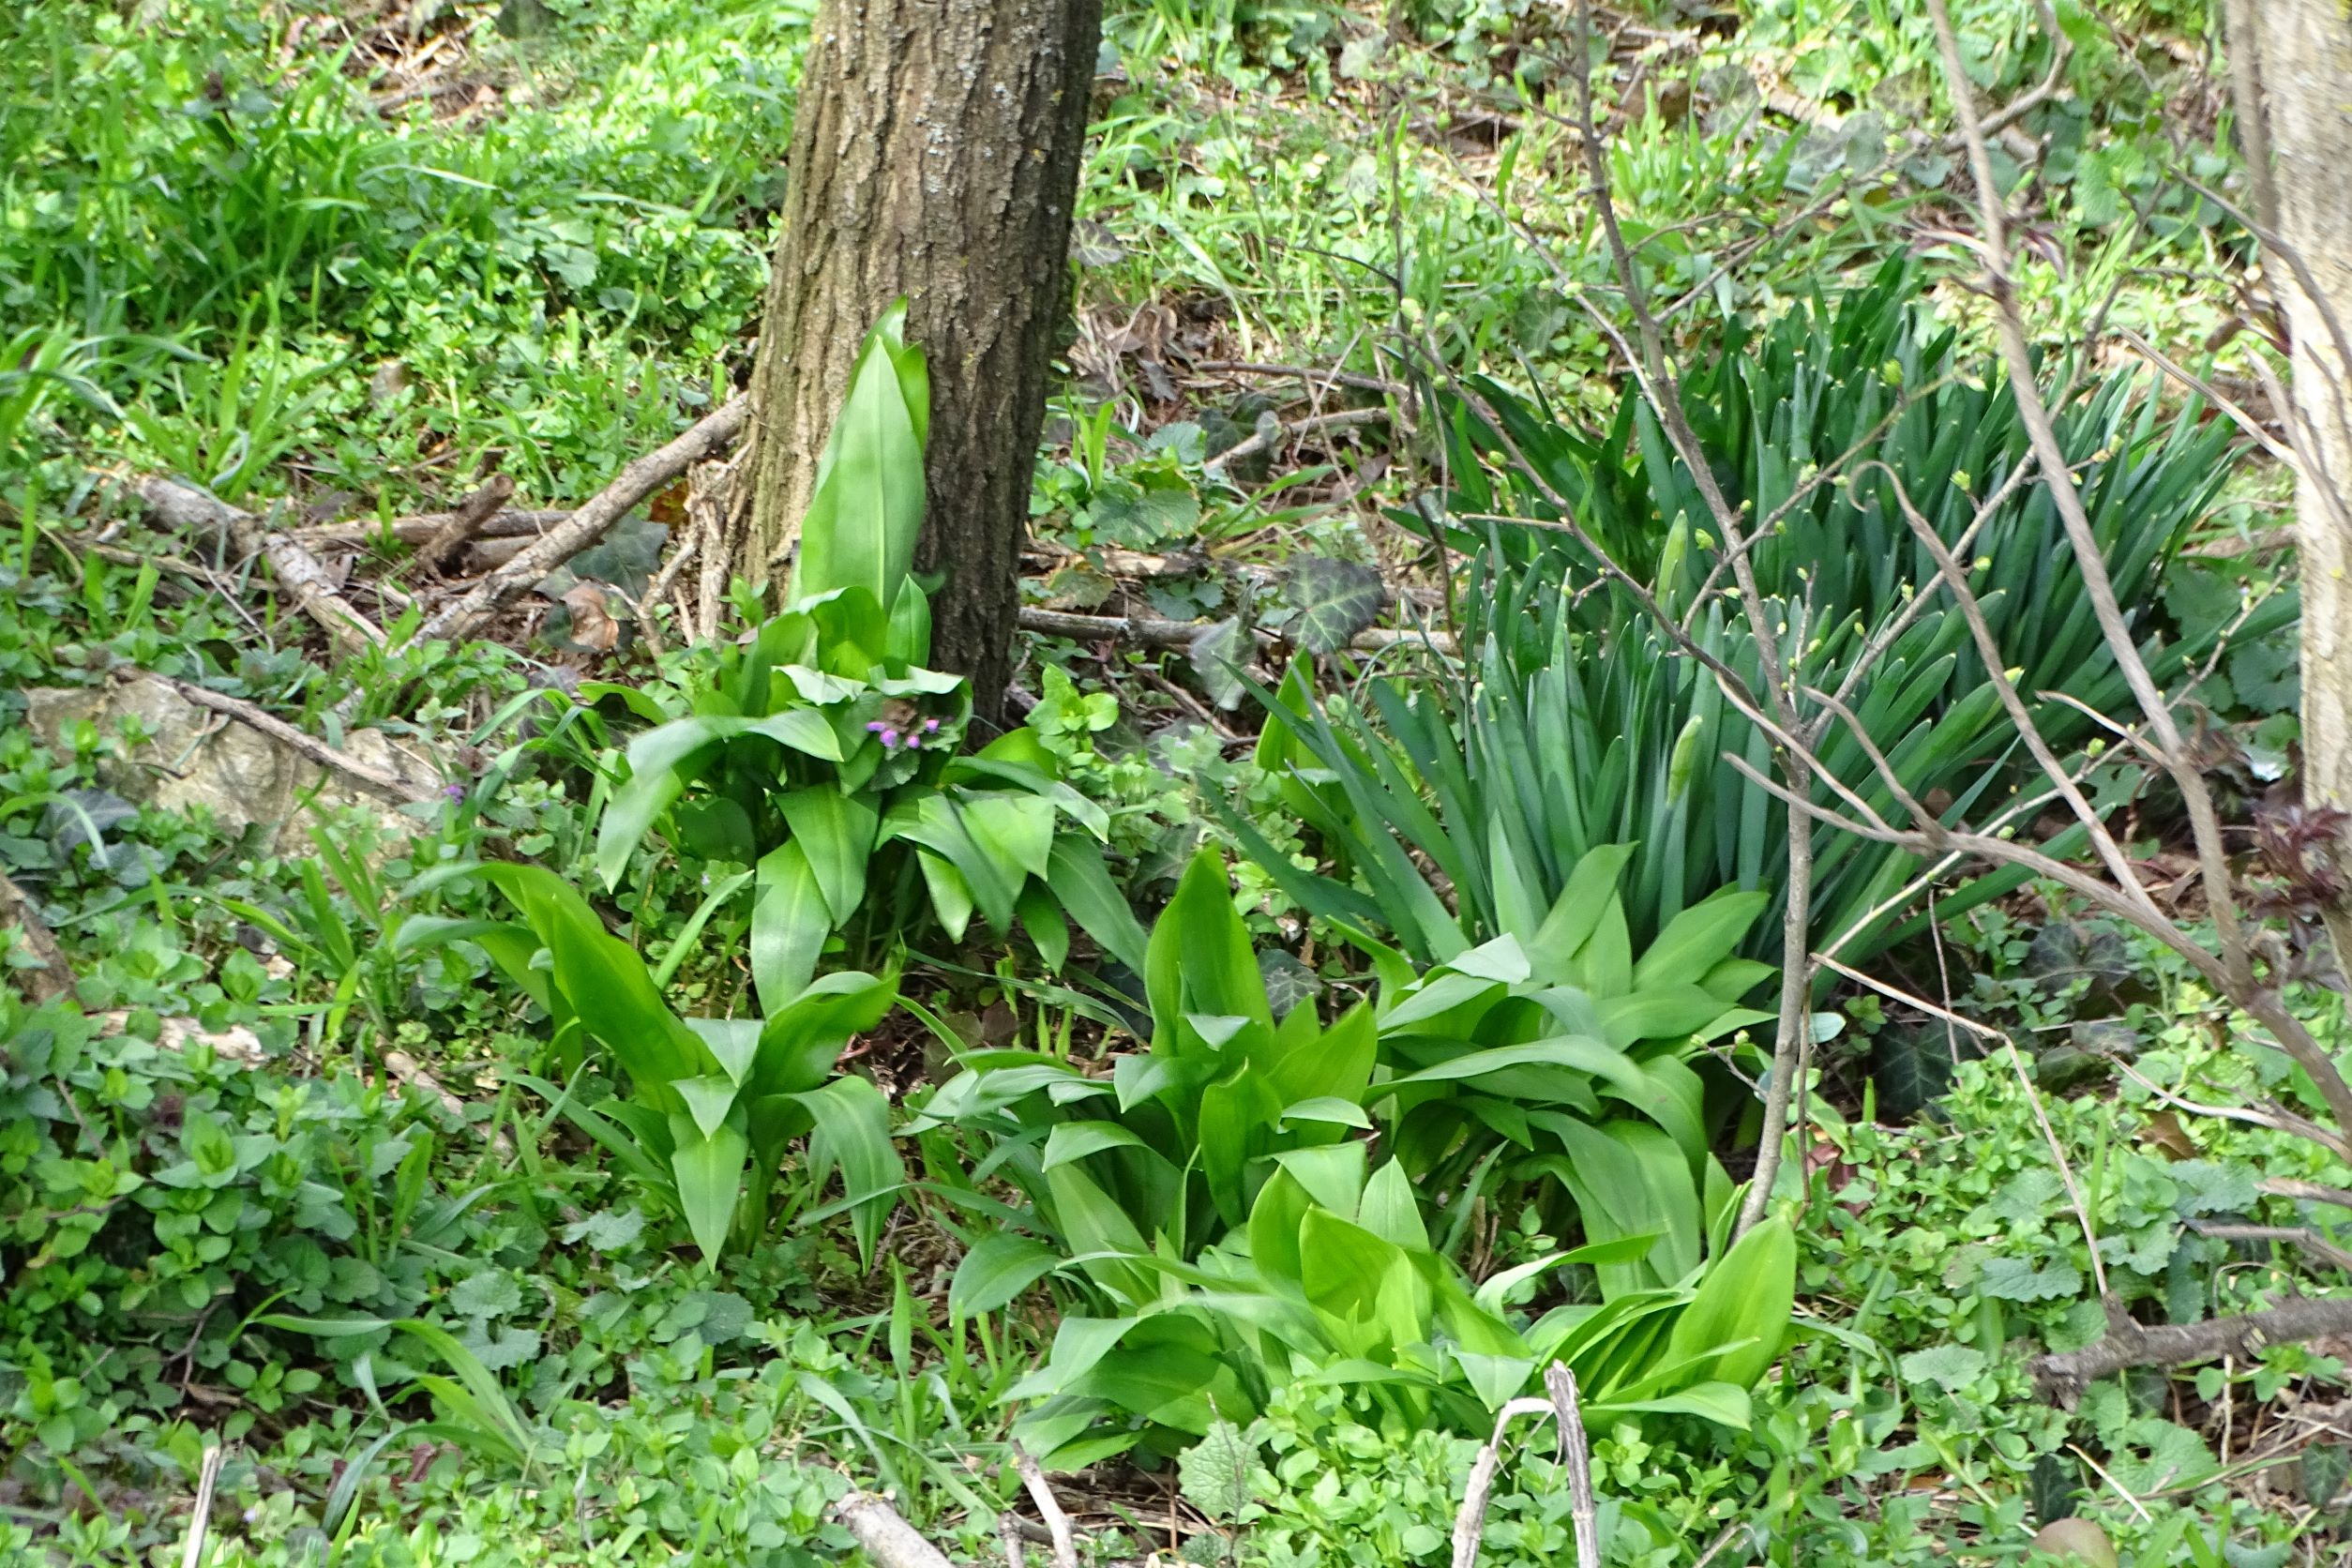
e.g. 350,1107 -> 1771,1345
141,478 -> 386,653
833,1491 -> 954,1568
1017,605 -> 1455,656
0,869 -> 72,1003
1193,359 -> 1407,396
2030,1295 -> 2352,1404
292,507 -> 575,550
1204,405 -> 1390,478
415,396 -> 747,646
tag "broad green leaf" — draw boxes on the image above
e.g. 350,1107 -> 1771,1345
1664,1214 -> 1795,1390
1045,835 -> 1149,973
683,1018 -> 760,1086
1595,985 -> 1737,1049
950,1233 -> 1063,1318
1387,1036 -> 1644,1097
793,302 -> 927,610
671,1075 -> 740,1139
792,1075 -> 903,1268
1146,852 -> 1272,1054
669,1114 -> 749,1262
1041,1120 -> 1148,1169
750,970 -> 896,1101
752,840 -> 830,1017
1526,844 -> 1635,976
962,792 -> 1056,884
1595,1381 -> 1751,1429
778,787 -> 878,926
1016,882 -> 1071,972
1636,889 -> 1769,989
1452,1349 -> 1537,1412
1356,1159 -> 1427,1252
917,849 -> 974,941
1277,1095 -> 1370,1130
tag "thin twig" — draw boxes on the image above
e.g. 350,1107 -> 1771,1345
2185,1221 -> 2352,1275
1929,0 -> 2352,1140
1009,1442 -> 1078,1568
179,1445 -> 224,1568
1566,2 -> 1817,1237
158,676 -> 437,805
1194,359 -> 1406,395
1017,604 -> 1454,656
291,507 -> 573,550
1543,1365 -> 1602,1568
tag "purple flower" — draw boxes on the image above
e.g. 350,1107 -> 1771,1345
443,783 -> 466,801
904,733 -> 921,750
866,720 -> 887,734
923,717 -> 941,733
880,728 -> 899,746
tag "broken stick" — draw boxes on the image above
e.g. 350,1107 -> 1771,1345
833,1492 -> 954,1568
141,479 -> 386,653
416,473 -> 515,576
415,396 -> 746,646
292,508 -> 574,550
1017,605 -> 1454,656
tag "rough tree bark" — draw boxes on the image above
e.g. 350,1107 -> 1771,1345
2231,2 -> 2352,962
745,0 -> 1103,716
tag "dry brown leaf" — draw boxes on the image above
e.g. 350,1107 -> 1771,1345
561,581 -> 620,652
2140,1108 -> 2199,1159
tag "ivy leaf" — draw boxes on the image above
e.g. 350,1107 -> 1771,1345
1987,1169 -> 2063,1228
1258,950 -> 1323,1021
450,1271 -> 523,1321
1286,556 -> 1385,655
558,1208 -> 647,1253
2108,1417 -> 2216,1496
1870,1020 -> 1953,1121
1979,1254 -> 2083,1303
1190,617 -> 1251,710
1176,1418 -> 1255,1523
1896,1344 -> 1986,1392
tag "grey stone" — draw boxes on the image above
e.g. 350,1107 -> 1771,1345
23,675 -> 443,855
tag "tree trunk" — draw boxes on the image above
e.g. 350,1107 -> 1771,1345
745,0 -> 1102,716
2236,2 -> 2352,962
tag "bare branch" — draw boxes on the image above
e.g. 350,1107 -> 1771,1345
2031,1295 -> 2352,1406
1929,0 -> 2352,1139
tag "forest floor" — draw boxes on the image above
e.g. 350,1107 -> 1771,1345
1,1 -> 2344,1565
